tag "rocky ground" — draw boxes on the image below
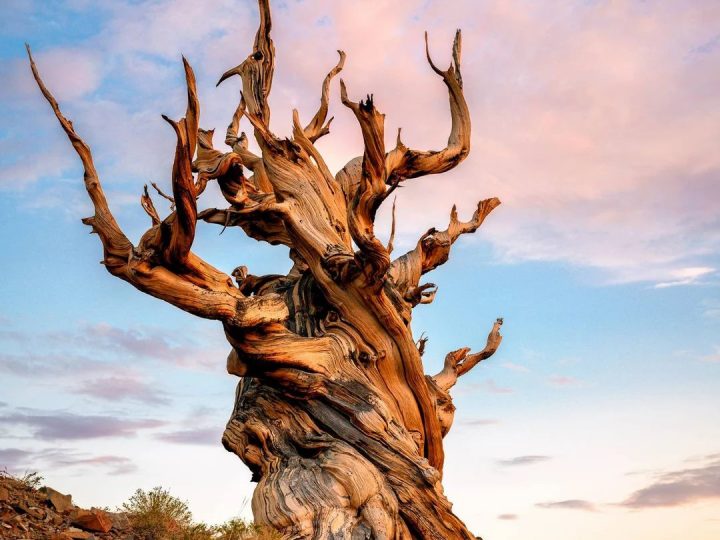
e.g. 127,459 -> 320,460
0,472 -> 132,539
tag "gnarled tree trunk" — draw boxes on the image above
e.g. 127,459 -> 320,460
28,2 -> 502,538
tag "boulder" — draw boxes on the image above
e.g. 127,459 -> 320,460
13,499 -> 45,519
43,486 -> 73,513
107,511 -> 131,531
71,508 -> 112,533
62,527 -> 96,539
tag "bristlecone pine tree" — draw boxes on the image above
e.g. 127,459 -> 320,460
28,1 -> 504,538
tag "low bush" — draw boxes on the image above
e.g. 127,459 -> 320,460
120,486 -> 279,539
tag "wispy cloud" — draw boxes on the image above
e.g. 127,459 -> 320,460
155,427 -> 221,446
536,499 -> 596,511
0,410 -> 165,440
74,375 -> 171,406
497,513 -> 518,520
702,299 -> 720,319
654,267 -> 715,289
460,418 -> 499,427
4,0 -> 718,284
547,375 -> 582,388
619,454 -> 720,509
473,379 -> 513,394
0,448 -> 32,471
0,323 -> 227,371
0,447 -> 136,475
501,362 -> 530,373
39,449 -> 137,476
498,455 -> 551,467
700,346 -> 720,363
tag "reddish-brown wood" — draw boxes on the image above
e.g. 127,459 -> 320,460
28,2 -> 503,537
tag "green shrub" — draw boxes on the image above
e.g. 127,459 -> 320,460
119,486 -> 280,540
180,522 -> 215,540
121,486 -> 193,540
18,471 -> 44,489
213,518 -> 281,540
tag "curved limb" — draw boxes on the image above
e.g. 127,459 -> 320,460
339,80 -> 391,284
304,50 -> 346,142
389,198 -> 500,303
432,318 -> 504,392
28,45 -> 289,328
385,30 -> 470,183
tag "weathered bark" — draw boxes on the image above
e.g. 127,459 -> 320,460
28,2 -> 503,538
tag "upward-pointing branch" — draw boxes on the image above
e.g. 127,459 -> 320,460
217,0 -> 275,125
385,30 -> 470,183
389,198 -> 500,303
26,44 -> 132,273
340,80 -> 390,284
160,57 -> 199,269
27,45 -> 288,328
432,318 -> 504,392
304,50 -> 346,142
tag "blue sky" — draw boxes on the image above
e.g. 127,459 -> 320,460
1,1 -> 719,538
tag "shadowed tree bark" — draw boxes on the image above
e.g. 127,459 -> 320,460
28,2 -> 503,537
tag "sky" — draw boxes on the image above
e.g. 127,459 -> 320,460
0,0 -> 719,538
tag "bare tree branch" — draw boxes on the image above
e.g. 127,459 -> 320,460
140,185 -> 161,226
389,197 -> 500,302
432,318 -> 504,391
385,30 -> 470,183
339,80 -> 391,284
26,44 -> 132,273
30,3 -> 504,535
304,50 -> 346,142
28,45 -> 290,329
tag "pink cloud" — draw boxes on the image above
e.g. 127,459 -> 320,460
74,375 -> 171,406
536,499 -> 597,512
0,409 -> 165,440
8,0 -> 720,285
620,454 -> 720,509
547,375 -> 581,388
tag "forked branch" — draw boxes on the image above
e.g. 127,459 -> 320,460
432,318 -> 503,391
27,45 -> 287,328
385,30 -> 470,183
340,80 -> 391,283
25,44 -> 132,273
389,197 -> 501,302
304,50 -> 346,142
217,0 -> 275,125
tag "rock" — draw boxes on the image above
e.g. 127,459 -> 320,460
71,508 -> 112,533
43,486 -> 73,513
12,499 -> 44,518
27,505 -> 46,519
63,527 -> 96,539
12,514 -> 28,531
0,507 -> 16,522
107,511 -> 131,531
0,485 -> 9,502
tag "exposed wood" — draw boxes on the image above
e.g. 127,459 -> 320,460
28,3 -> 503,538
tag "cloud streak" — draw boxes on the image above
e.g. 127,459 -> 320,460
536,499 -> 596,511
498,455 -> 551,467
0,410 -> 165,441
74,376 -> 171,406
3,0 -> 718,284
0,447 -> 137,476
620,454 -> 720,509
154,427 -> 222,446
